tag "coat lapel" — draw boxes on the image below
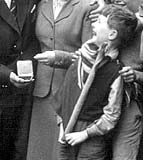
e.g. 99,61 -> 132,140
16,0 -> 28,32
55,0 -> 79,23
41,0 -> 54,26
0,0 -> 20,34
41,0 -> 80,25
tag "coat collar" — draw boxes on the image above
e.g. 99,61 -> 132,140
0,0 -> 20,34
16,0 -> 29,32
41,0 -> 54,25
41,0 -> 79,25
0,0 -> 29,34
55,0 -> 79,23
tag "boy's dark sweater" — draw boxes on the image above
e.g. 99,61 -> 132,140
57,57 -> 121,129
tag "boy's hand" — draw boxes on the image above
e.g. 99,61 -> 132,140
72,51 -> 81,62
65,130 -> 88,146
119,66 -> 136,83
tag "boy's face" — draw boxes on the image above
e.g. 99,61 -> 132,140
91,15 -> 110,47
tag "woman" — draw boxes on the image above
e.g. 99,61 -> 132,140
27,0 -> 98,160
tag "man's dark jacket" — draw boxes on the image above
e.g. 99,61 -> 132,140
0,0 -> 40,160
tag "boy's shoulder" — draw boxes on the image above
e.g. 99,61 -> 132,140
98,57 -> 122,77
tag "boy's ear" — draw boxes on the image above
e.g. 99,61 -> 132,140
108,29 -> 118,41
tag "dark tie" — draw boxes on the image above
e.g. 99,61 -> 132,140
10,0 -> 17,17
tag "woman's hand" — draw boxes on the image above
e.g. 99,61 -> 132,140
89,0 -> 106,22
119,66 -> 136,83
34,51 -> 55,65
72,51 -> 81,62
65,130 -> 88,146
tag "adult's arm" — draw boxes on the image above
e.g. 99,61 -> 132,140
34,1 -> 96,68
0,18 -> 40,86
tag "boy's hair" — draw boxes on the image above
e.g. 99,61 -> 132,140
104,0 -> 114,4
102,4 -> 138,47
104,0 -> 126,5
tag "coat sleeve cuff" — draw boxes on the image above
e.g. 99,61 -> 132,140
0,64 -> 13,83
54,50 -> 73,68
86,124 -> 104,137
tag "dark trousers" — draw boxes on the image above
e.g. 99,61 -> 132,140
112,100 -> 143,160
58,121 -> 107,160
0,86 -> 33,160
59,136 -> 106,160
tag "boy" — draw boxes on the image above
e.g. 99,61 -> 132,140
56,5 -> 138,160
89,1 -> 143,160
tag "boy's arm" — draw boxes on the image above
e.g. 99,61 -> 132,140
86,75 -> 123,137
65,76 -> 123,146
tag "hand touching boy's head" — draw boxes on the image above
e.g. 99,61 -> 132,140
91,5 -> 137,48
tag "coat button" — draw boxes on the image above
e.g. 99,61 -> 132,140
14,44 -> 17,48
50,37 -> 53,40
1,85 -> 8,88
21,51 -> 23,55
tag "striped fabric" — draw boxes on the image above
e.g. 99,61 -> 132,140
10,0 -> 17,17
77,42 -> 108,89
77,42 -> 99,89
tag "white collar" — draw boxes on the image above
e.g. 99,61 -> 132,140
105,48 -> 119,60
4,0 -> 11,8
